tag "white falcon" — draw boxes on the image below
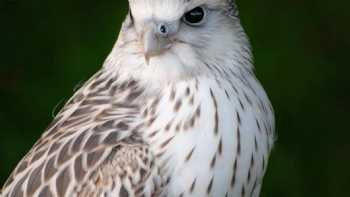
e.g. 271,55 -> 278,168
1,0 -> 275,196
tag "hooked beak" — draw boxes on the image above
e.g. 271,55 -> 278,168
141,23 -> 175,63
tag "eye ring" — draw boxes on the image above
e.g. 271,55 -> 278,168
182,6 -> 207,26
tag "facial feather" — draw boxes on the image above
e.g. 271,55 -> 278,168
105,0 -> 248,86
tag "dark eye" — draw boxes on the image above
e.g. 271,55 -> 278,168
183,6 -> 206,26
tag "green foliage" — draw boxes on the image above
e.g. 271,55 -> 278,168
0,0 -> 349,196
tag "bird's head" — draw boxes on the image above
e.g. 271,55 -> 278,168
108,0 -> 252,84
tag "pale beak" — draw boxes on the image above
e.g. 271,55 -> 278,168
142,23 -> 174,63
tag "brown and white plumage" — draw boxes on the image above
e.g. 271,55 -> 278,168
1,0 -> 275,196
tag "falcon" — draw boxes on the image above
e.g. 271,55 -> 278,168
1,0 -> 275,196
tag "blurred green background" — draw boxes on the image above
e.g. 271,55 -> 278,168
0,0 -> 349,196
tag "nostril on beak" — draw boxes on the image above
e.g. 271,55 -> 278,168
157,24 -> 169,37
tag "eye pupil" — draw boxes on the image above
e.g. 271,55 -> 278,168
184,7 -> 205,25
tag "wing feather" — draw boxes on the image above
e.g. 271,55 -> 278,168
1,69 -> 163,197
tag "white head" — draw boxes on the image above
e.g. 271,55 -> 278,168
106,0 -> 252,84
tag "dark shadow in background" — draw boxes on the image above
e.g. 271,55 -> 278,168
0,0 -> 349,196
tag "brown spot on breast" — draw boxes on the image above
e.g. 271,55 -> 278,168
147,130 -> 159,138
236,111 -> 241,125
165,120 -> 174,131
207,177 -> 214,194
244,91 -> 253,106
174,99 -> 182,112
160,136 -> 175,149
195,79 -> 199,90
170,89 -> 176,101
247,168 -> 252,183
231,158 -> 238,188
147,116 -> 156,127
175,122 -> 182,132
189,116 -> 196,128
225,89 -> 230,99
256,118 -> 261,132
142,108 -> 149,117
218,138 -> 223,155
210,155 -> 216,169
237,127 -> 241,156
210,89 -> 219,136
241,185 -> 246,197
238,98 -> 245,111
190,178 -> 197,193
185,147 -> 195,162
156,151 -> 165,158
195,105 -> 201,117
231,83 -> 238,95
151,98 -> 160,110
186,87 -> 191,96
250,154 -> 255,168
189,95 -> 194,105
166,176 -> 172,185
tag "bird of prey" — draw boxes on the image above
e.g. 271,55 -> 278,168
1,0 -> 275,196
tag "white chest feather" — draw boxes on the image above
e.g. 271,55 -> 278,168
142,76 -> 274,197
